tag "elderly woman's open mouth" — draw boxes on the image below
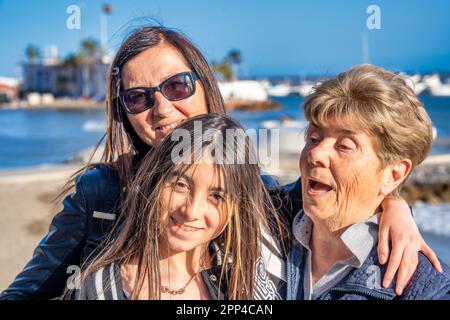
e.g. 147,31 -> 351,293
306,177 -> 334,196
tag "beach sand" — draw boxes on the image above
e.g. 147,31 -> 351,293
0,165 -> 79,290
1,154 -> 449,292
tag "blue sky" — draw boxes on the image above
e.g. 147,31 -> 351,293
0,0 -> 449,78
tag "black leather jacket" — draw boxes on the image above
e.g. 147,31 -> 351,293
0,164 -> 301,300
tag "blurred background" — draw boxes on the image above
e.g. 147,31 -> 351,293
0,0 -> 449,290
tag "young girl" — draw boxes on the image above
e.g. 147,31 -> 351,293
67,114 -> 288,299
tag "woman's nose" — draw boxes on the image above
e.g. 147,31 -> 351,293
153,92 -> 175,117
308,141 -> 331,168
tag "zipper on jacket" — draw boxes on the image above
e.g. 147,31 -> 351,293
322,286 -> 395,300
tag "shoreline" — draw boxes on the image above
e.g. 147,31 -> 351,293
0,98 -> 281,112
0,100 -> 105,110
0,164 -> 83,184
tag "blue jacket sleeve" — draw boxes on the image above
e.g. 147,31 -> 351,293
439,291 -> 450,300
0,174 -> 89,300
261,173 -> 281,189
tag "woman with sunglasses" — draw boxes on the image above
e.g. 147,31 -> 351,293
0,25 -> 441,300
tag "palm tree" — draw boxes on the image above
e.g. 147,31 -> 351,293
80,38 -> 100,62
63,53 -> 80,68
228,49 -> 242,65
25,45 -> 41,63
79,38 -> 100,97
62,53 -> 81,96
227,49 -> 242,80
212,60 -> 234,82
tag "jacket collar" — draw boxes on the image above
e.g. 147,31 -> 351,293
293,211 -> 381,269
323,246 -> 397,300
291,241 -> 397,300
201,265 -> 229,300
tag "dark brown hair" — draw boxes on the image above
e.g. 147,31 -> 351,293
60,25 -> 226,200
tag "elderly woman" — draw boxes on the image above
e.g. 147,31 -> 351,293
287,65 -> 450,300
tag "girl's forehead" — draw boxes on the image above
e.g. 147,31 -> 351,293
172,162 -> 226,188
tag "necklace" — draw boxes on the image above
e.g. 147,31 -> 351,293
160,272 -> 197,295
161,247 -> 211,296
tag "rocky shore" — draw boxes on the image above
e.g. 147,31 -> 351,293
0,98 -> 104,110
2,98 -> 281,112
402,156 -> 450,203
224,99 -> 281,111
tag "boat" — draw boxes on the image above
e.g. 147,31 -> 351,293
290,82 -> 316,96
260,117 -> 308,154
403,74 -> 427,95
423,74 -> 442,88
429,85 -> 450,97
218,80 -> 268,101
423,74 -> 450,97
266,83 -> 292,97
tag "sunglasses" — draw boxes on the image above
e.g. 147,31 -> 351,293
119,71 -> 199,114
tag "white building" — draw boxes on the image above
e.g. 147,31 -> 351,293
22,57 -> 109,99
218,80 -> 268,101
